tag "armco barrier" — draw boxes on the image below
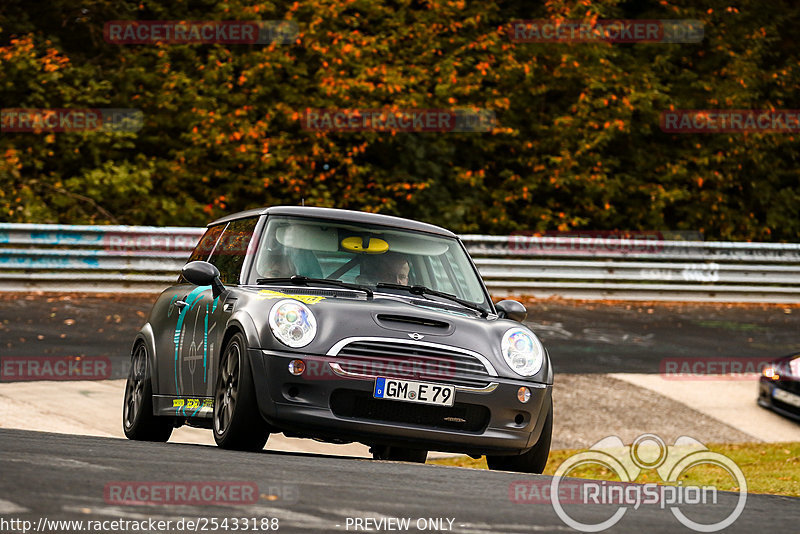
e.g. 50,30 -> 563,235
0,223 -> 202,292
1,223 -> 799,302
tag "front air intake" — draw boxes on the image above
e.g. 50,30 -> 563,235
376,314 -> 450,329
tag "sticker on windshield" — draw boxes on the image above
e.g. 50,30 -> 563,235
257,289 -> 326,305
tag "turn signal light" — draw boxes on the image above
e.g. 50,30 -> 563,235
288,359 -> 306,376
763,366 -> 780,380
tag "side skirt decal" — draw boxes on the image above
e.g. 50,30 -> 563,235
153,395 -> 214,419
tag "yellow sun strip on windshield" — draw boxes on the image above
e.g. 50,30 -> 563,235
256,289 -> 326,305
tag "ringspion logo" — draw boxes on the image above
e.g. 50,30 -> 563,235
544,434 -> 746,532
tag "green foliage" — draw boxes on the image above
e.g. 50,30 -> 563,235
0,0 -> 798,240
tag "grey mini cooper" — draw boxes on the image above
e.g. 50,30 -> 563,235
123,206 -> 553,472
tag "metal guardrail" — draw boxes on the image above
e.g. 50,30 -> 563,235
1,223 -> 799,302
0,223 -> 202,292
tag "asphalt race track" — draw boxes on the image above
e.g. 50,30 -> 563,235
2,295 -> 800,532
1,429 -> 798,534
2,294 -> 798,378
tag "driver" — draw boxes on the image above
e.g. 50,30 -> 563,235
359,252 -> 410,286
384,252 -> 410,285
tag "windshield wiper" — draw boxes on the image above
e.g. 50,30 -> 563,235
375,283 -> 488,317
256,275 -> 373,298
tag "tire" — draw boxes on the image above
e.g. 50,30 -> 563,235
213,332 -> 270,451
372,445 -> 428,463
123,342 -> 173,442
486,397 -> 553,474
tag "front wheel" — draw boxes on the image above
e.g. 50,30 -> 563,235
123,343 -> 173,442
213,332 -> 270,451
486,397 -> 553,473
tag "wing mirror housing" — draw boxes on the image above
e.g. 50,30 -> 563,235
182,261 -> 225,298
495,299 -> 527,322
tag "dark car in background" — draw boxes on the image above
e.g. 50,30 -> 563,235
122,206 -> 553,472
758,352 -> 800,422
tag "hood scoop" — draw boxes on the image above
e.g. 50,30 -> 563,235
374,314 -> 453,336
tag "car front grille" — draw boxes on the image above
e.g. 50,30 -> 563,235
330,389 -> 490,432
328,338 -> 494,389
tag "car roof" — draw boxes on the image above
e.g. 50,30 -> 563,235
208,206 -> 457,238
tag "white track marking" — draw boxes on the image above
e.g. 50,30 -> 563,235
0,498 -> 28,514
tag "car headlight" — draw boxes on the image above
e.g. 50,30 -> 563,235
268,299 -> 317,348
790,356 -> 800,377
501,327 -> 544,377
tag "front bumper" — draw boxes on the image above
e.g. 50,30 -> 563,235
757,379 -> 800,422
249,349 -> 552,455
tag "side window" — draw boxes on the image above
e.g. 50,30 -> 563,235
179,225 -> 225,283
187,224 -> 225,263
207,217 -> 259,285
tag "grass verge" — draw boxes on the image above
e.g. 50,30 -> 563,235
429,442 -> 800,497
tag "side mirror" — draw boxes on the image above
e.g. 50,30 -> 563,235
182,261 -> 225,298
495,299 -> 527,322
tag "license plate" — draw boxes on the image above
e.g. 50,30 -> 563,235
373,377 -> 455,407
773,387 -> 800,408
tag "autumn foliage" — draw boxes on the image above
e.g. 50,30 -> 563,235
1,1 -> 798,241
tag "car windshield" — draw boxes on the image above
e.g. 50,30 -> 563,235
250,216 -> 490,309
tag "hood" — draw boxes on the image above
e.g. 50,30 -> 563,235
232,285 -> 550,383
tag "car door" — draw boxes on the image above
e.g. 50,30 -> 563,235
155,223 -> 225,400
176,217 -> 259,404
